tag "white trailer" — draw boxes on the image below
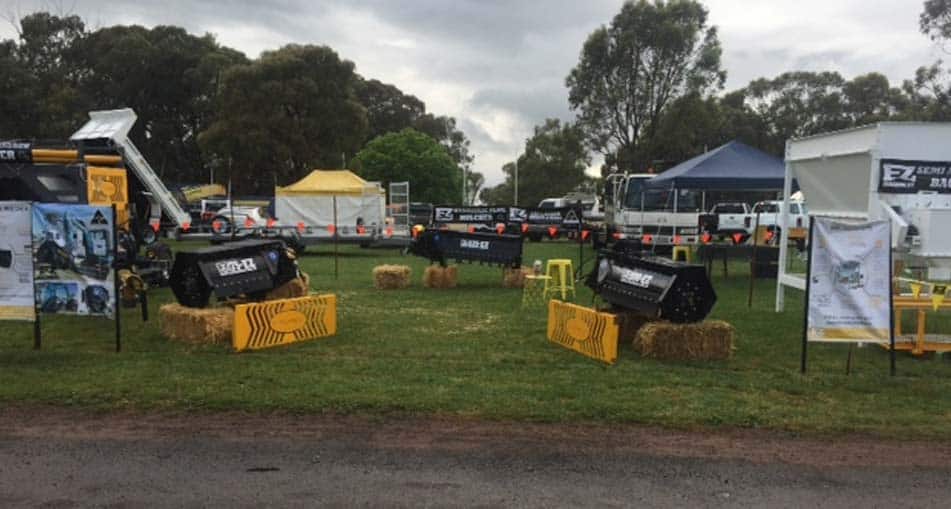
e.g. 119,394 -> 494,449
776,122 -> 951,312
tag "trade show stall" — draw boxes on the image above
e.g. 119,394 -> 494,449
776,122 -> 951,312
275,170 -> 386,244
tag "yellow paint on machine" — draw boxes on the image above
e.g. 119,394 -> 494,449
233,294 -> 337,352
86,166 -> 130,228
547,300 -> 619,365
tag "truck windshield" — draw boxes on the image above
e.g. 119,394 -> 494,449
622,178 -> 645,209
713,204 -> 746,214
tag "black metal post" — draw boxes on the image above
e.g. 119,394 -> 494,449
30,203 -> 40,350
801,216 -> 815,374
888,222 -> 896,376
113,205 -> 121,353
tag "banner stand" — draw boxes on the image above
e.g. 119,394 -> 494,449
889,231 -> 896,376
800,217 -> 814,374
30,202 -> 41,350
112,205 -> 121,353
801,216 -> 896,376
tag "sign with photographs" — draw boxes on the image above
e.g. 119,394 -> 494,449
879,159 -> 951,194
806,218 -> 891,343
32,204 -> 116,318
0,202 -> 35,321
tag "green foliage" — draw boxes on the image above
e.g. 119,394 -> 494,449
353,128 -> 461,204
78,24 -> 247,182
480,119 -> 589,206
567,0 -> 725,174
921,0 -> 951,41
199,44 -> 369,194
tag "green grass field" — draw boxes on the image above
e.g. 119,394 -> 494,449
2,240 -> 950,437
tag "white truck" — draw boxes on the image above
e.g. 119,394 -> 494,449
702,202 -> 753,241
749,200 -> 809,244
604,173 -> 705,246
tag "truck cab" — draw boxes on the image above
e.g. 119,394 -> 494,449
605,173 -> 704,245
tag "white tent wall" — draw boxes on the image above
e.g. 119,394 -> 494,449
275,193 -> 385,239
776,122 -> 951,312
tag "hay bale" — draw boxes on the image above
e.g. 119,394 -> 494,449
265,272 -> 310,300
372,264 -> 412,289
607,308 -> 659,351
423,265 -> 458,289
502,266 -> 533,288
159,303 -> 233,344
635,320 -> 735,361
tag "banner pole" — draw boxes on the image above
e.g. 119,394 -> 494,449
113,204 -> 121,353
748,212 -> 761,308
333,195 -> 339,280
29,202 -> 41,350
889,222 -> 896,376
801,216 -> 815,374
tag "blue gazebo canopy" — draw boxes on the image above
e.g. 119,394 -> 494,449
645,140 -> 786,190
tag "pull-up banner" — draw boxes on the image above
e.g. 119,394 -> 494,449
0,201 -> 35,321
433,206 -> 510,224
879,159 -> 951,194
806,218 -> 891,343
33,203 -> 116,318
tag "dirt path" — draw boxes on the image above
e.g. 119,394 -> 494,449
1,407 -> 950,507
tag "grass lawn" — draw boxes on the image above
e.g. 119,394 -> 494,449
1,240 -> 950,438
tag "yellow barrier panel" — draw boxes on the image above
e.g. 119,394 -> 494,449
547,300 -> 619,365
233,294 -> 337,352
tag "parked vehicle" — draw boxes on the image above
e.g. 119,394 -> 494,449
749,200 -> 809,244
699,202 -> 754,242
604,173 -> 705,246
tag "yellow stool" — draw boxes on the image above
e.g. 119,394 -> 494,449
672,245 -> 693,263
522,275 -> 551,308
544,259 -> 575,301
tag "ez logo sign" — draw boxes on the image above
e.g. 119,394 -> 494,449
881,163 -> 916,189
215,257 -> 258,276
459,239 -> 490,250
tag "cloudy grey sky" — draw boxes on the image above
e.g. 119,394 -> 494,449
0,0 -> 940,185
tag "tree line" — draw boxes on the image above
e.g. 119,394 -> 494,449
5,3 -> 951,206
481,0 -> 951,206
0,12 -> 475,201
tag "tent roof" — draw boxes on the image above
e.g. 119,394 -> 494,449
645,140 -> 785,190
276,170 -> 378,196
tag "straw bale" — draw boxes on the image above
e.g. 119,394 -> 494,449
265,272 -> 311,300
502,266 -> 533,288
635,320 -> 735,361
606,308 -> 659,351
159,303 -> 233,344
373,264 -> 412,289
423,265 -> 458,289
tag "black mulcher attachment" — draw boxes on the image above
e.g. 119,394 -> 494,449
586,249 -> 716,324
169,239 -> 299,308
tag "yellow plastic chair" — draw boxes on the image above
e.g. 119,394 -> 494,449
544,259 -> 575,301
521,275 -> 551,308
672,245 -> 693,263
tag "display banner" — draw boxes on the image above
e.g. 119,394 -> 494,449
32,204 -> 116,318
433,206 -> 510,224
0,141 -> 32,163
0,201 -> 35,321
806,218 -> 891,343
509,206 -> 583,226
879,159 -> 951,194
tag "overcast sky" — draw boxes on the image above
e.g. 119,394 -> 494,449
0,0 -> 940,186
